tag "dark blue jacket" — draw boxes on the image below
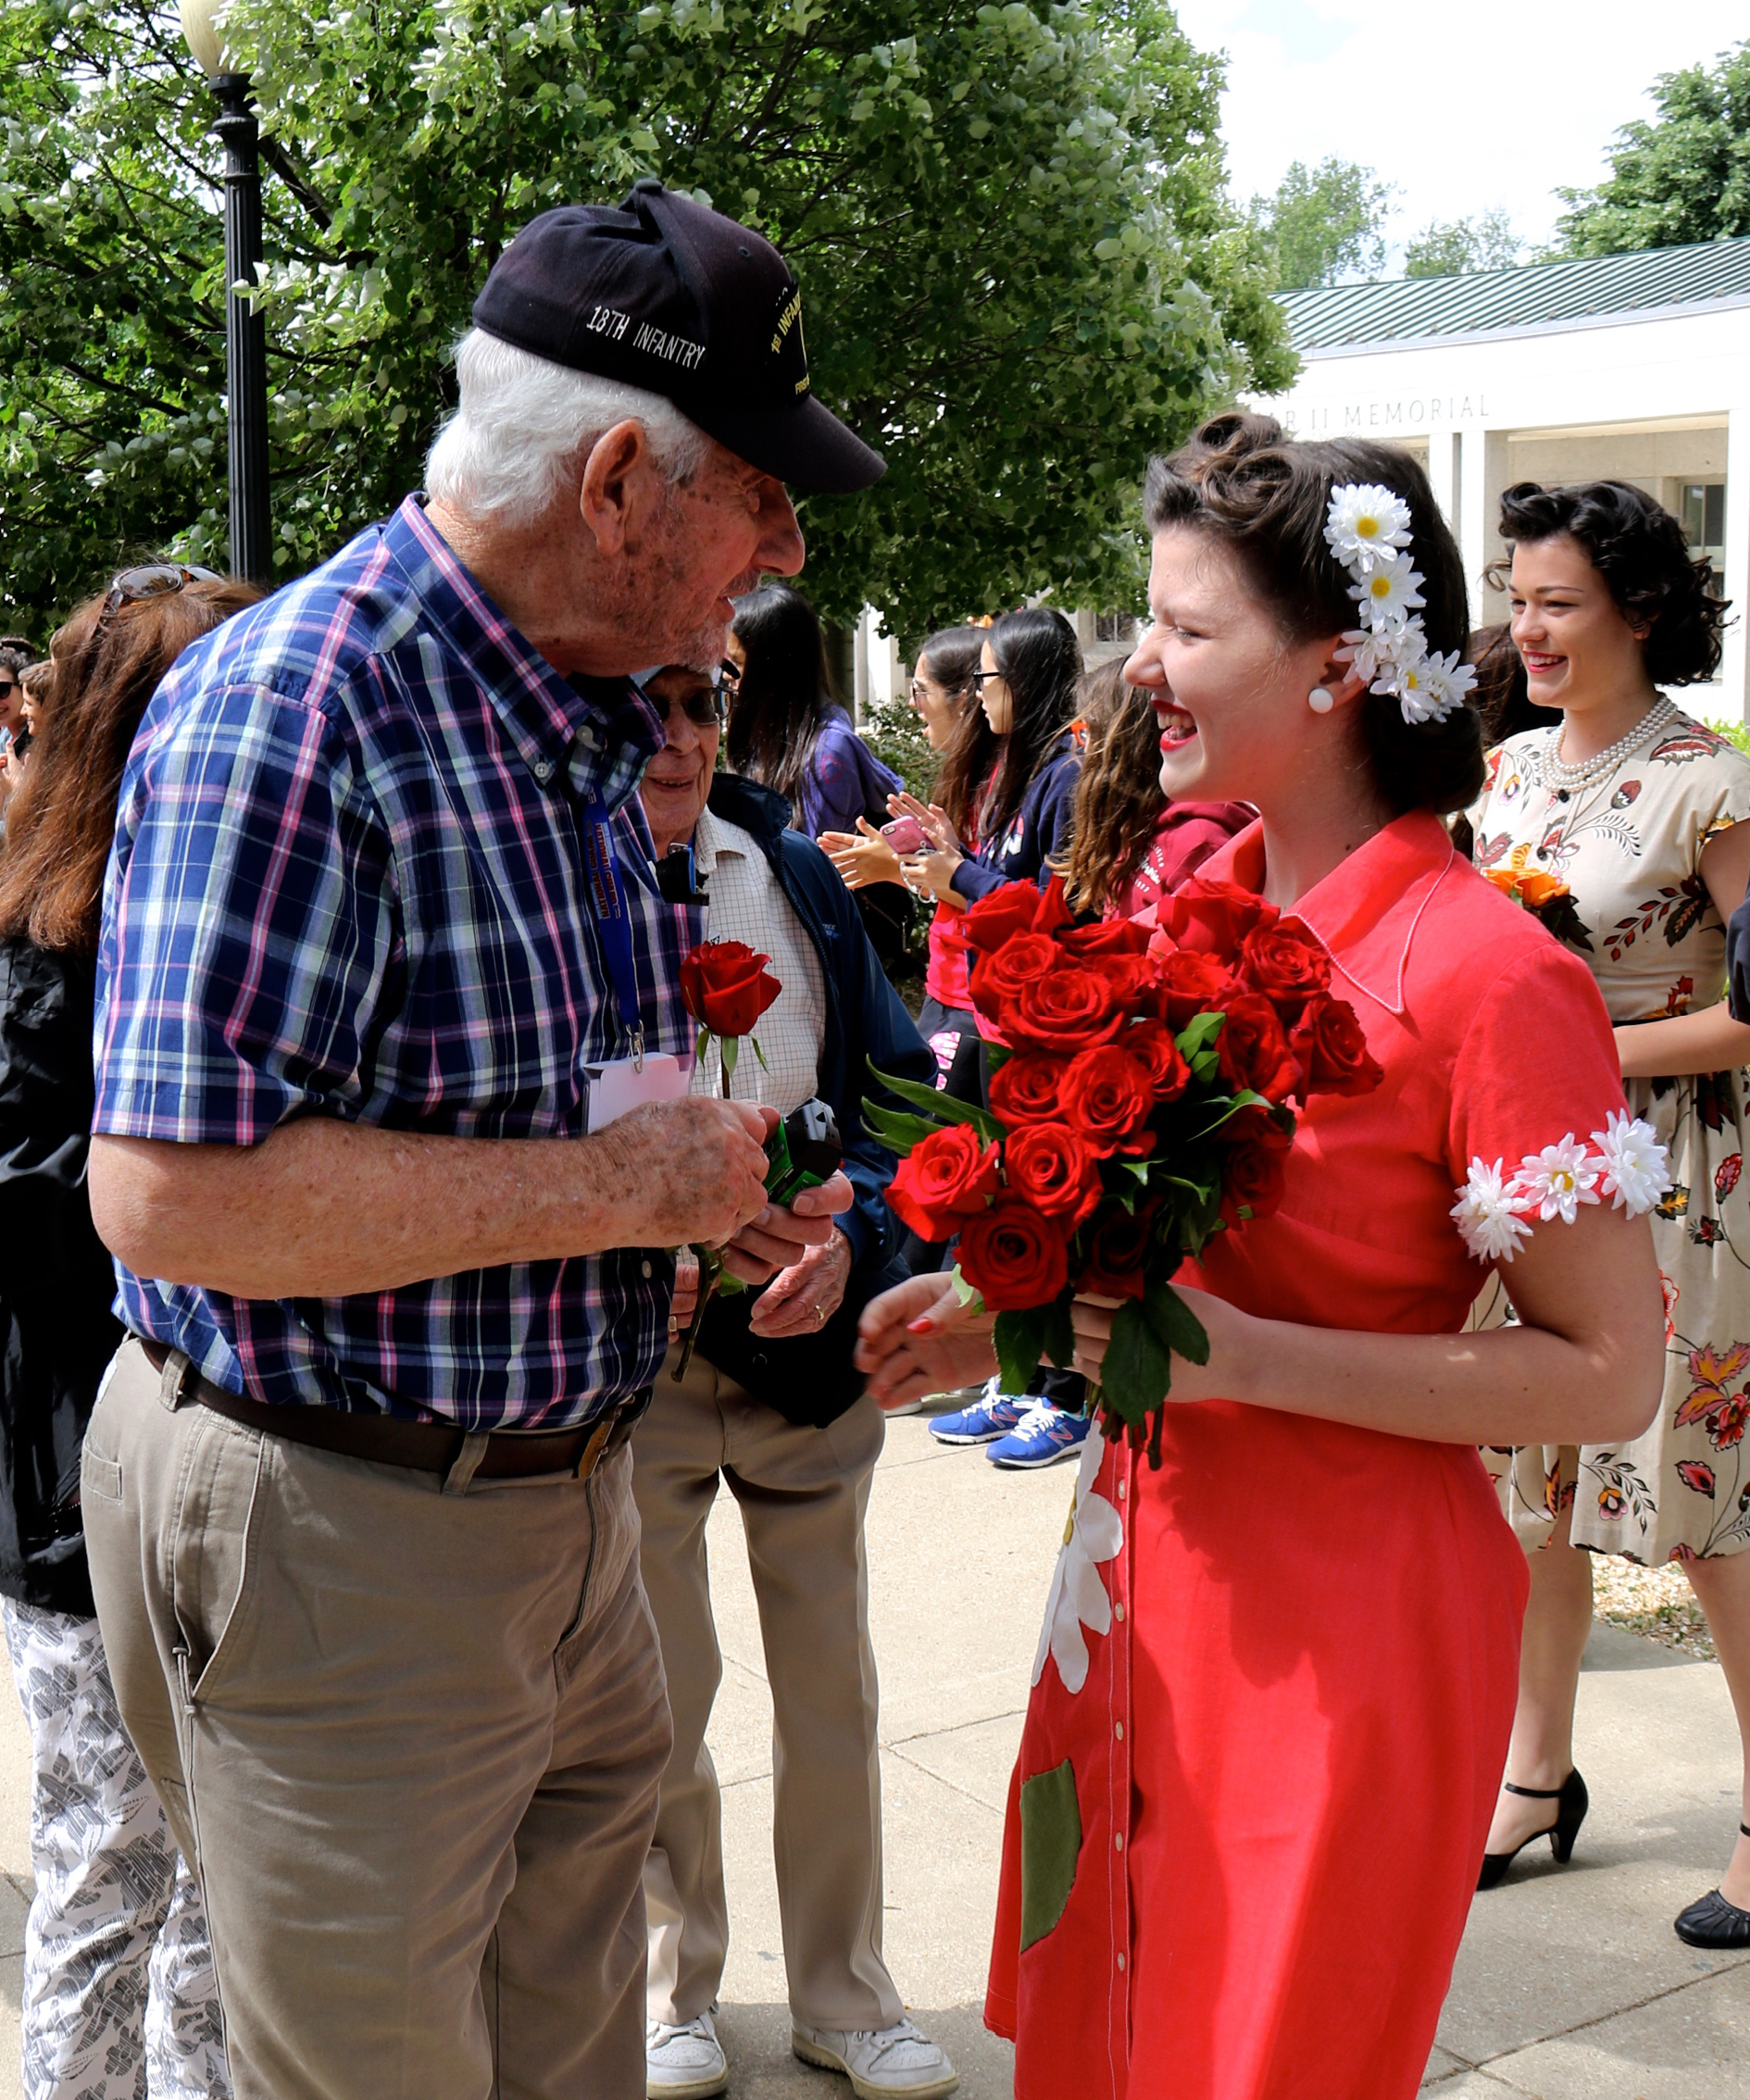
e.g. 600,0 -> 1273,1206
703,773 -> 932,1272
951,733 -> 1081,901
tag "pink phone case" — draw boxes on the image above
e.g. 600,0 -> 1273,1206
881,817 -> 925,854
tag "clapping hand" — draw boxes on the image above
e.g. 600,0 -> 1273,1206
819,819 -> 905,892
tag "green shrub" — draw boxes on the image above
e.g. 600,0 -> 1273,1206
861,701 -> 942,805
1707,719 -> 1750,759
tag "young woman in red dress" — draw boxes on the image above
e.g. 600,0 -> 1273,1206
856,416 -> 1669,2100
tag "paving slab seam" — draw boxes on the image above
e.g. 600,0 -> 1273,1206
885,1744 -> 1006,1818
1469,1946 -> 1750,2072
886,1706 -> 1029,1751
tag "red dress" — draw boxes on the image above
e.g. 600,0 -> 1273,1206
986,812 -> 1633,2099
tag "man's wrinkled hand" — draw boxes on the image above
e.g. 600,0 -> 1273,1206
720,1168 -> 855,1286
600,1095 -> 777,1251
749,1229 -> 853,1338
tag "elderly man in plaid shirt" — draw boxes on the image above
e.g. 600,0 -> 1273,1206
79,184 -> 885,2100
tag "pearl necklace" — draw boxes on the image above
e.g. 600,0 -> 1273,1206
1536,697 -> 1675,795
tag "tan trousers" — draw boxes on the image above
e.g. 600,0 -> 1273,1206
81,1336 -> 670,2100
636,1349 -> 904,2032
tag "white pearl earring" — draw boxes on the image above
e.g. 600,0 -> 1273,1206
1307,687 -> 1334,715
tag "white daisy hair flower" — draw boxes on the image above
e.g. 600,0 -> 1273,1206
1415,648 -> 1478,722
1509,1134 -> 1603,1225
1452,1157 -> 1534,1264
1323,481 -> 1474,731
1591,1110 -> 1671,1217
1325,482 -> 1413,572
1349,556 -> 1427,632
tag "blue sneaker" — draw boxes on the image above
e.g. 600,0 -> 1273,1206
987,1401 -> 1091,1469
929,1378 -> 1031,1444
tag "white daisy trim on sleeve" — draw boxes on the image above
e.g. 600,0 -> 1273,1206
1453,1117 -> 1670,1263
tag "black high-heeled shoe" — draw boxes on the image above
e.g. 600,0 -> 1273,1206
1672,1825 -> 1750,1948
1477,1769 -> 1589,1891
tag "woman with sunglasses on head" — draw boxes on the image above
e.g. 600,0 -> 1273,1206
1469,482 -> 1750,1947
0,561 -> 248,2099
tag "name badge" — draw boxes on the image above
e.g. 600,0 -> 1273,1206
584,1053 -> 691,1132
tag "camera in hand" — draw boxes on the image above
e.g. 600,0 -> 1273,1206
764,1098 -> 843,1207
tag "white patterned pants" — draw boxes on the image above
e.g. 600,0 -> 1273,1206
2,1599 -> 229,2100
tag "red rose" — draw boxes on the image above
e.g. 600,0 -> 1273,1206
1156,876 -> 1281,956
1006,1121 -> 1104,1229
1215,992 -> 1300,1103
987,1052 -> 1072,1128
958,1192 -> 1071,1310
1238,917 -> 1332,1020
1075,1202 -> 1157,1301
1033,876 -> 1076,938
1290,993 -> 1385,1099
1220,1106 -> 1293,1226
969,932 -> 1061,1023
1148,944 -> 1244,1031
1121,1019 -> 1191,1102
680,939 -> 781,1039
1095,954 -> 1166,1014
1058,919 -> 1154,961
957,883 -> 1043,955
884,1123 -> 1001,1241
1000,969 -> 1125,1054
1060,1045 -> 1156,1157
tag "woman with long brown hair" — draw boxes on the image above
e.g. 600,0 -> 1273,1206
1059,659 -> 1250,921
0,562 -> 255,2098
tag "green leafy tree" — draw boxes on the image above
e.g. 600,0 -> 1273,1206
1556,40 -> 1749,255
0,0 -> 1293,637
1403,206 -> 1521,280
1246,156 -> 1394,290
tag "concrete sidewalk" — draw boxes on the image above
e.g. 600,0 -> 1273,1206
0,1415 -> 1742,2096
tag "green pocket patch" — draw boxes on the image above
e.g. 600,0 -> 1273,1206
1019,1756 -> 1082,1951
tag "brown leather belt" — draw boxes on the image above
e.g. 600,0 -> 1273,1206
138,1339 -> 644,1481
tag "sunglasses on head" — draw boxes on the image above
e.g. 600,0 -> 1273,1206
102,562 -> 224,618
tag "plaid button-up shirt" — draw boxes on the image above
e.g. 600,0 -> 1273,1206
94,495 -> 705,1427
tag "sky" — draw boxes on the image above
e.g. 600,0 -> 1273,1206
1170,0 -> 1739,266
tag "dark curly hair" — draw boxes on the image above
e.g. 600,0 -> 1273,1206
1143,413 -> 1481,817
1494,480 -> 1729,686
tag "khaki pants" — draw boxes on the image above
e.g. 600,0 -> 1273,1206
81,1336 -> 669,2100
636,1349 -> 903,2032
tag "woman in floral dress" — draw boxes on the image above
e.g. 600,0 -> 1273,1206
1470,478 -> 1750,1945
855,419 -> 1670,2097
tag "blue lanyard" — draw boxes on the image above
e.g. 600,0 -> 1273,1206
581,794 -> 644,1063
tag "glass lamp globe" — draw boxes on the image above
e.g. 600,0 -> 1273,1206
179,0 -> 228,77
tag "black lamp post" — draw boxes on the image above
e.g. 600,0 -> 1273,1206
180,0 -> 272,586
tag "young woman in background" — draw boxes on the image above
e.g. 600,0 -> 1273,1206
1469,480 -> 1750,1947
897,606 -> 1093,1467
727,582 -> 910,968
1059,658 -> 1250,921
0,563 -> 253,2099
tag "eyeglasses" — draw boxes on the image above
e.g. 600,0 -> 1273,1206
718,658 -> 742,689
648,682 -> 726,729
102,562 -> 224,619
969,668 -> 1007,690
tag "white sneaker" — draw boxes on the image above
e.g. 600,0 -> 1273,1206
646,2007 -> 729,2098
792,2016 -> 958,2099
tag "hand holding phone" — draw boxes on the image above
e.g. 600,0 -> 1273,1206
881,815 -> 925,855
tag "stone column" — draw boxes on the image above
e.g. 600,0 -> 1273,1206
1458,428 -> 1512,629
1722,406 -> 1750,721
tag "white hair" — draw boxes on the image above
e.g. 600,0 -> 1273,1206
425,329 -> 708,526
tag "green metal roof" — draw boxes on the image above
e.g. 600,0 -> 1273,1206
1280,235 -> 1750,353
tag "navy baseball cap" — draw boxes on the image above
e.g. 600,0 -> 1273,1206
472,180 -> 884,496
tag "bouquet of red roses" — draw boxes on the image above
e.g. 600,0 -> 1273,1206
867,875 -> 1383,1462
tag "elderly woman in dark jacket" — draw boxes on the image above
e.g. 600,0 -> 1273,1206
0,565 -> 254,2098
